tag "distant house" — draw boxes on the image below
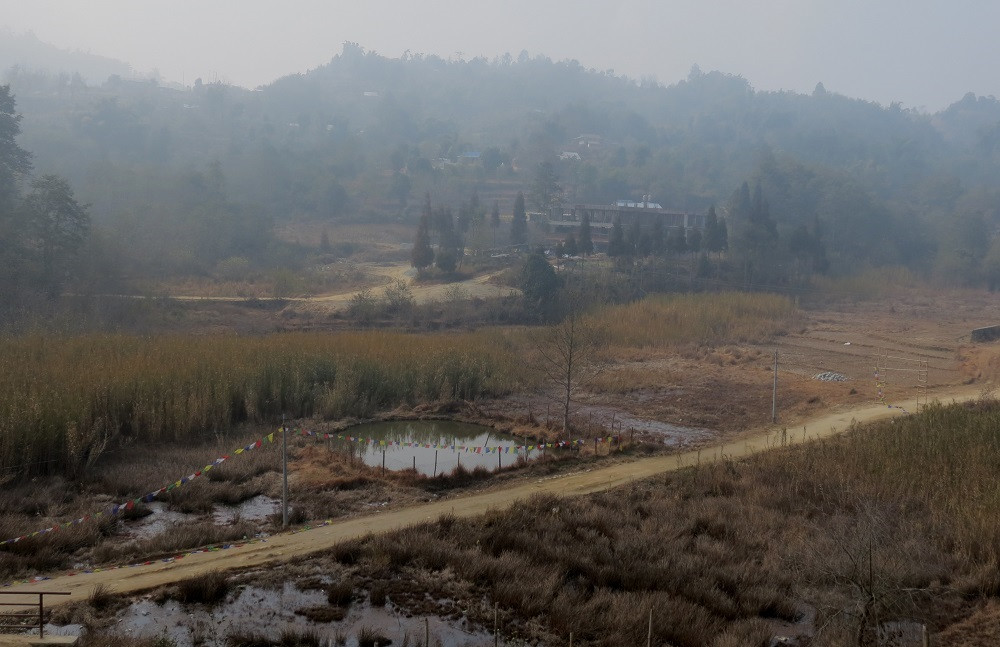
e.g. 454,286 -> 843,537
459,151 -> 482,164
574,134 -> 604,149
559,151 -> 582,161
547,199 -> 704,240
615,199 -> 662,209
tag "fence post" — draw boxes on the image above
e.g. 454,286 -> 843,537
38,595 -> 44,639
647,608 -> 652,647
772,349 -> 779,423
433,450 -> 438,477
382,450 -> 386,476
281,415 -> 288,529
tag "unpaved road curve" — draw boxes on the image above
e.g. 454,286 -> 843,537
2,386 -> 981,609
117,264 -> 515,311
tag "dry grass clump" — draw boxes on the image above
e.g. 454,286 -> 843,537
87,582 -> 116,611
356,626 -> 392,647
0,513 -> 116,579
294,604 -> 347,623
80,635 -> 175,647
90,520 -> 255,564
225,628 -> 321,647
173,570 -> 230,605
326,578 -> 355,607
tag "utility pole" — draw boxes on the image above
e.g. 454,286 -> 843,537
282,414 -> 289,528
772,349 -> 778,424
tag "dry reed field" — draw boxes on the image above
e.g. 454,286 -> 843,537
0,331 -> 520,480
0,292 -> 798,482
592,292 -> 798,348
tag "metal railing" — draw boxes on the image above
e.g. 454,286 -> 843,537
0,591 -> 71,639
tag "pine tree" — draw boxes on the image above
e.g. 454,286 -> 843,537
490,199 -> 501,247
0,85 -> 33,295
564,233 -> 578,257
435,209 -> 461,273
411,199 -> 434,274
650,219 -> 665,256
667,228 -> 687,255
578,213 -> 593,255
607,215 -> 626,256
703,205 -> 723,253
626,220 -> 642,256
686,228 -> 702,254
511,191 -> 527,245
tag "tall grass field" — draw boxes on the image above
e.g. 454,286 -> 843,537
0,292 -> 797,480
0,331 -> 519,479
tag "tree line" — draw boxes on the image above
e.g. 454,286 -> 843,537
1,85 -> 90,301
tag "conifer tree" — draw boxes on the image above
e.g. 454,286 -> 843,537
650,219 -> 665,256
411,194 -> 434,273
578,213 -> 593,255
490,199 -> 501,247
511,191 -> 527,245
607,215 -> 626,256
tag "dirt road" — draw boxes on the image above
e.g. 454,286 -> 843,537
0,385 -> 981,610
128,263 -> 514,311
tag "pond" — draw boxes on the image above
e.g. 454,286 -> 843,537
333,420 -> 545,476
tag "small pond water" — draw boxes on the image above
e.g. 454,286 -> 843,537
114,582 -> 491,647
337,420 -> 544,476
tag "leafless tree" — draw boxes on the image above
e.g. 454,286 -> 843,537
534,290 -> 606,434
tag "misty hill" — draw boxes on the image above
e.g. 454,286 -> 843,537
4,43 -> 1000,284
0,30 -> 134,87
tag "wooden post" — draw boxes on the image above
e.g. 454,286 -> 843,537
281,415 -> 288,528
498,451 -> 502,469
382,450 -> 386,476
772,349 -> 778,424
413,455 -> 416,472
569,632 -> 572,647
494,604 -> 499,647
38,596 -> 44,639
433,450 -> 438,477
921,625 -> 930,647
647,608 -> 652,647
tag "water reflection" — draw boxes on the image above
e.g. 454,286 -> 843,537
337,420 -> 542,476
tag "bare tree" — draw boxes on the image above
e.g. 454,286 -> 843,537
534,290 -> 606,434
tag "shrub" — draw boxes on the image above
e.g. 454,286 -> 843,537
174,570 -> 229,605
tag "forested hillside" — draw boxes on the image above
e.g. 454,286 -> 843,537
4,42 -> 1000,291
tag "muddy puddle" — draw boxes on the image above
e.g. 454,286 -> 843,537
213,494 -> 280,524
340,420 -> 542,476
125,502 -> 192,539
112,582 -> 491,647
520,399 -> 717,448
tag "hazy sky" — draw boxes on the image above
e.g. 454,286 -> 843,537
1,0 -> 997,111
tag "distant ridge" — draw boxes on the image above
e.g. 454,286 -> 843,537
0,30 -> 135,86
